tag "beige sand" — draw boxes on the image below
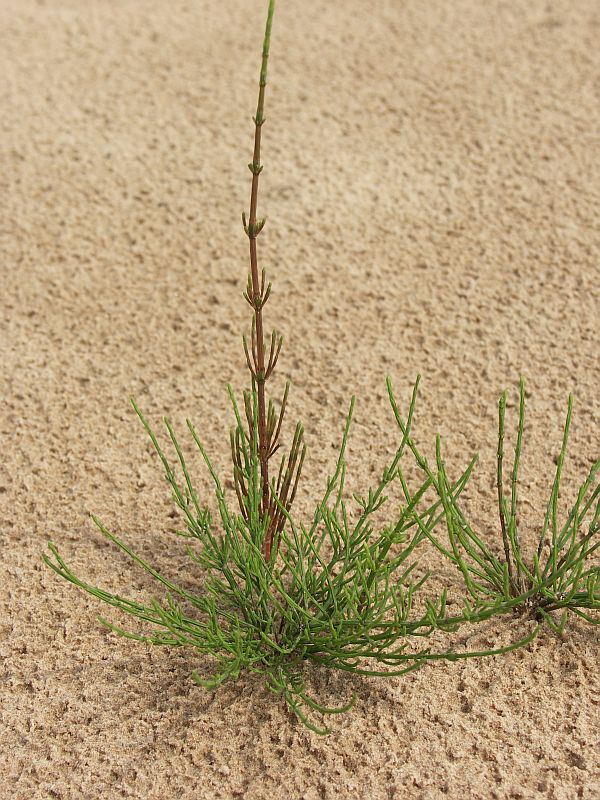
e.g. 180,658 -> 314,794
2,0 -> 599,797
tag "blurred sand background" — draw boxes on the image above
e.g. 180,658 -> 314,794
1,0 -> 599,797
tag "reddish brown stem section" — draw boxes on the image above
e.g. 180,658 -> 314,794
247,8 -> 273,558
248,150 -> 269,537
246,2 -> 275,560
235,1 -> 305,562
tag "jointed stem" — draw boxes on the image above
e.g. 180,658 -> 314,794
248,7 -> 273,544
239,0 -> 305,561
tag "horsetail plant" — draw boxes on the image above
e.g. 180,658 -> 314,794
390,377 -> 600,636
43,1 -> 581,734
44,370 -> 534,733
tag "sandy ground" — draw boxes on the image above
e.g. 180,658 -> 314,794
1,0 -> 599,797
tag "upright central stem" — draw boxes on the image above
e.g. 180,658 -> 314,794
235,1 -> 304,562
248,1 -> 275,538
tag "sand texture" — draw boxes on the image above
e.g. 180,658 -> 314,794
2,0 -> 599,797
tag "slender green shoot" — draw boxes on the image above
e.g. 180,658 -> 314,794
392,376 -> 600,636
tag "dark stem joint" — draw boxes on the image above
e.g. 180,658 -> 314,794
242,212 -> 266,239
